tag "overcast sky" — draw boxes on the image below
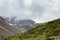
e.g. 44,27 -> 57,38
0,0 -> 60,23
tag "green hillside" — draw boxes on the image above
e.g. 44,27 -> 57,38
5,19 -> 60,40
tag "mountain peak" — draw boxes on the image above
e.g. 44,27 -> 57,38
0,16 -> 6,22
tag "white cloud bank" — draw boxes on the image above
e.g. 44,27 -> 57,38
0,0 -> 60,23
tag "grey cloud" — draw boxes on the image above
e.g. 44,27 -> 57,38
28,0 -> 60,22
0,0 -> 25,17
0,0 -> 60,23
29,4 -> 43,12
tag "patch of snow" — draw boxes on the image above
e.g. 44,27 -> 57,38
9,23 -> 13,26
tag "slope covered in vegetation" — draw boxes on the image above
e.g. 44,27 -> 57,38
5,19 -> 60,40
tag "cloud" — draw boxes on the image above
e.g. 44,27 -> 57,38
28,0 -> 60,23
0,0 -> 24,17
0,0 -> 60,23
23,0 -> 32,7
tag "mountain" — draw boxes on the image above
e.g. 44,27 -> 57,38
0,16 -> 23,40
5,18 -> 60,40
5,17 -> 35,25
0,16 -> 37,40
15,19 -> 36,30
5,17 -> 37,30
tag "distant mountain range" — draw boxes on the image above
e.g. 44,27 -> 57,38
5,16 -> 37,30
5,17 -> 35,25
0,16 -> 37,40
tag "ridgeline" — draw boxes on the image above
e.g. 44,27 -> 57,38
5,19 -> 60,40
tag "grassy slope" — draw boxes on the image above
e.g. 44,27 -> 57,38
5,19 -> 60,40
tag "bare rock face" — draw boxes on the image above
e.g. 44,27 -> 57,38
0,16 -> 37,40
5,17 -> 37,30
0,16 -> 23,40
0,16 -> 6,22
